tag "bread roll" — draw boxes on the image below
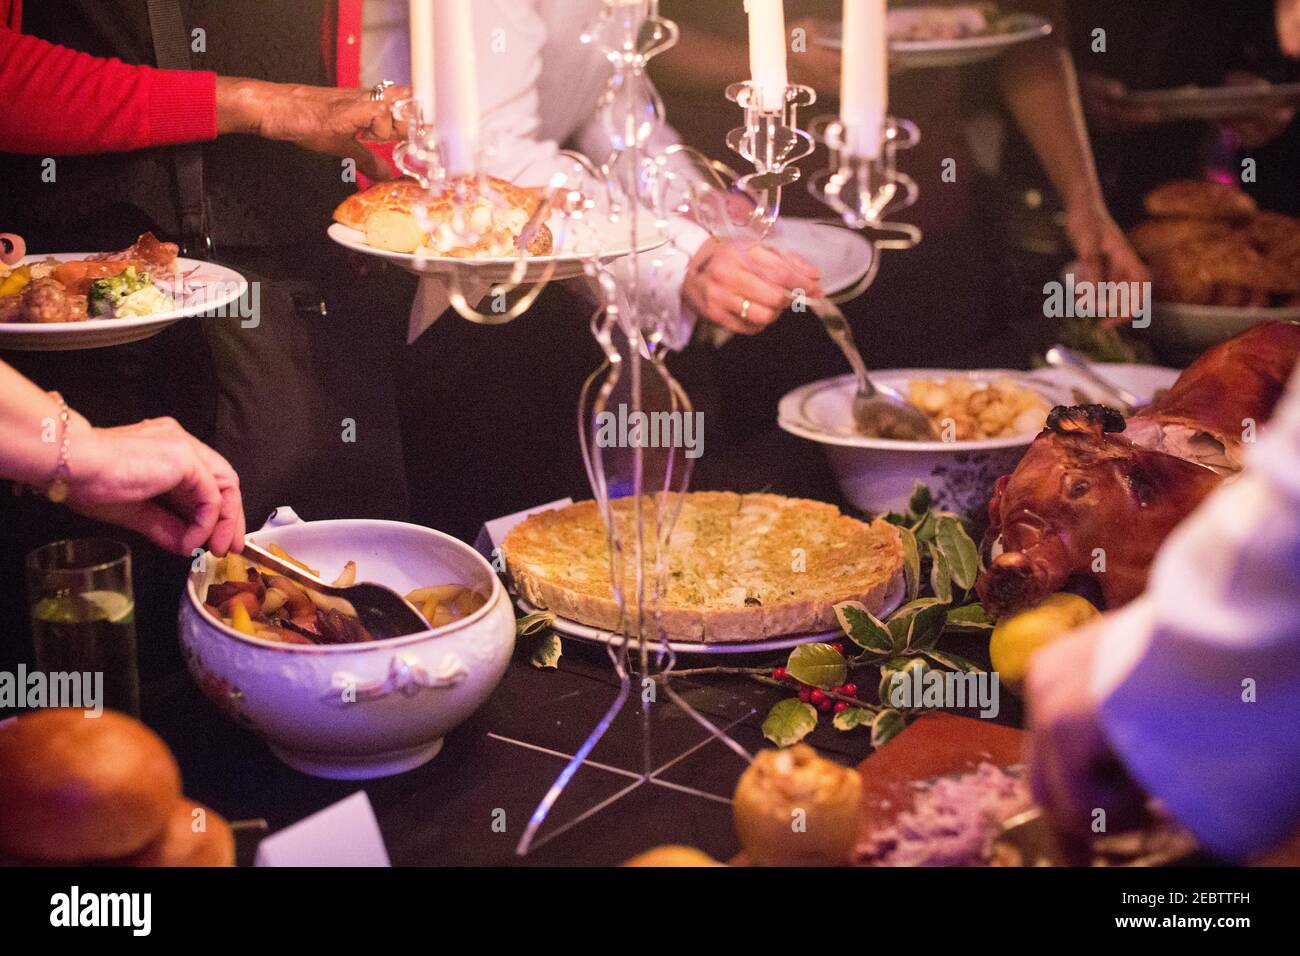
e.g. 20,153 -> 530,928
123,799 -> 235,868
0,709 -> 181,862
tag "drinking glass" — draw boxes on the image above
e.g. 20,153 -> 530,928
26,538 -> 140,716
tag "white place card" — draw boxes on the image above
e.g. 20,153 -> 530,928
255,791 -> 390,867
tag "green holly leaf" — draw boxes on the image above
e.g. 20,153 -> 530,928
763,698 -> 819,747
935,515 -> 981,591
913,511 -> 938,543
923,649 -> 984,673
786,642 -> 848,690
833,706 -> 872,731
899,526 -> 921,603
908,483 -> 933,519
946,603 -> 993,629
906,602 -> 948,653
834,601 -> 893,654
529,632 -> 563,669
928,542 -> 953,604
516,610 -> 555,638
871,708 -> 907,748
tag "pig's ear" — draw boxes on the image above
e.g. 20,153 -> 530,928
1046,404 -> 1126,436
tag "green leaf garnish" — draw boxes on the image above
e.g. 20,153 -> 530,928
834,601 -> 893,654
529,633 -> 563,669
833,707 -> 872,731
935,515 -> 981,590
786,642 -> 848,690
763,698 -> 819,747
871,709 -> 906,747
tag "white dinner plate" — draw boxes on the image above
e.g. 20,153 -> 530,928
765,218 -> 875,297
0,255 -> 248,352
818,14 -> 1052,70
517,571 -> 905,656
1111,82 -> 1300,123
328,211 -> 668,284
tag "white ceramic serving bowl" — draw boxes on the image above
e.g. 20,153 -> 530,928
779,370 -> 1073,516
178,508 -> 515,780
1150,303 -> 1300,364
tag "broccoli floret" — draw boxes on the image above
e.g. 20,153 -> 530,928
88,267 -> 152,317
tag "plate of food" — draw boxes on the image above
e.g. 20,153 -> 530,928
0,234 -> 248,352
1103,81 -> 1300,123
502,492 -> 906,653
780,369 -> 1072,515
328,175 -> 668,284
1127,180 -> 1300,360
817,5 -> 1052,70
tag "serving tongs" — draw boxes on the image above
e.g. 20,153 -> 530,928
808,295 -> 937,440
1044,344 -> 1144,415
241,541 -> 430,639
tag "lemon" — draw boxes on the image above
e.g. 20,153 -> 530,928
32,590 -> 133,624
623,845 -> 723,867
990,593 -> 1099,692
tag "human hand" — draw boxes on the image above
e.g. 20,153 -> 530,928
1077,74 -> 1164,131
1279,0 -> 1300,58
1064,202 -> 1152,329
683,237 -> 823,336
1024,621 -> 1152,863
65,417 -> 245,558
218,78 -> 408,181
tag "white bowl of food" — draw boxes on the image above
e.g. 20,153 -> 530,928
779,370 -> 1071,515
178,508 -> 516,780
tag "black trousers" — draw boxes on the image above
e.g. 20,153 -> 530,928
0,244 -> 410,681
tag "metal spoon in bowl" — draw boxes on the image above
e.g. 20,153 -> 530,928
1044,344 -> 1144,415
807,296 -> 938,441
240,541 -> 430,639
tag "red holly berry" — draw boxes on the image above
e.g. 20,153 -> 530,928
830,642 -> 844,655
841,683 -> 857,697
772,666 -> 786,680
810,689 -> 827,706
834,701 -> 849,714
819,699 -> 833,712
798,686 -> 812,702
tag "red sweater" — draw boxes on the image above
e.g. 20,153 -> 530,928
0,0 -> 364,156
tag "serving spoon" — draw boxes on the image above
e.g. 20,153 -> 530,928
1044,344 -> 1144,415
241,541 -> 430,639
808,296 -> 938,441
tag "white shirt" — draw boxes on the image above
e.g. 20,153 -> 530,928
1089,366 -> 1300,860
363,0 -> 708,347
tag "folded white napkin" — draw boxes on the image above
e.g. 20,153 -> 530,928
408,276 -> 493,344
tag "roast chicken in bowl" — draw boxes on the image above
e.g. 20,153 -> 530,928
179,508 -> 516,780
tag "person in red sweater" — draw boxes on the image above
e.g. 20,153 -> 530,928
0,0 -> 398,179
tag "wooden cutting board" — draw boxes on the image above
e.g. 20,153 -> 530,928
856,712 -> 1026,835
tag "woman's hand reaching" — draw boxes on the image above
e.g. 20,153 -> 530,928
217,78 -> 408,182
683,237 -> 823,336
65,417 -> 245,558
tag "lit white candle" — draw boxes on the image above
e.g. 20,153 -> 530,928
433,0 -> 480,174
840,0 -> 887,159
409,1 -> 436,125
746,0 -> 789,113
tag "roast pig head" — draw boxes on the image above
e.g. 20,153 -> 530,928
976,406 -> 1223,618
